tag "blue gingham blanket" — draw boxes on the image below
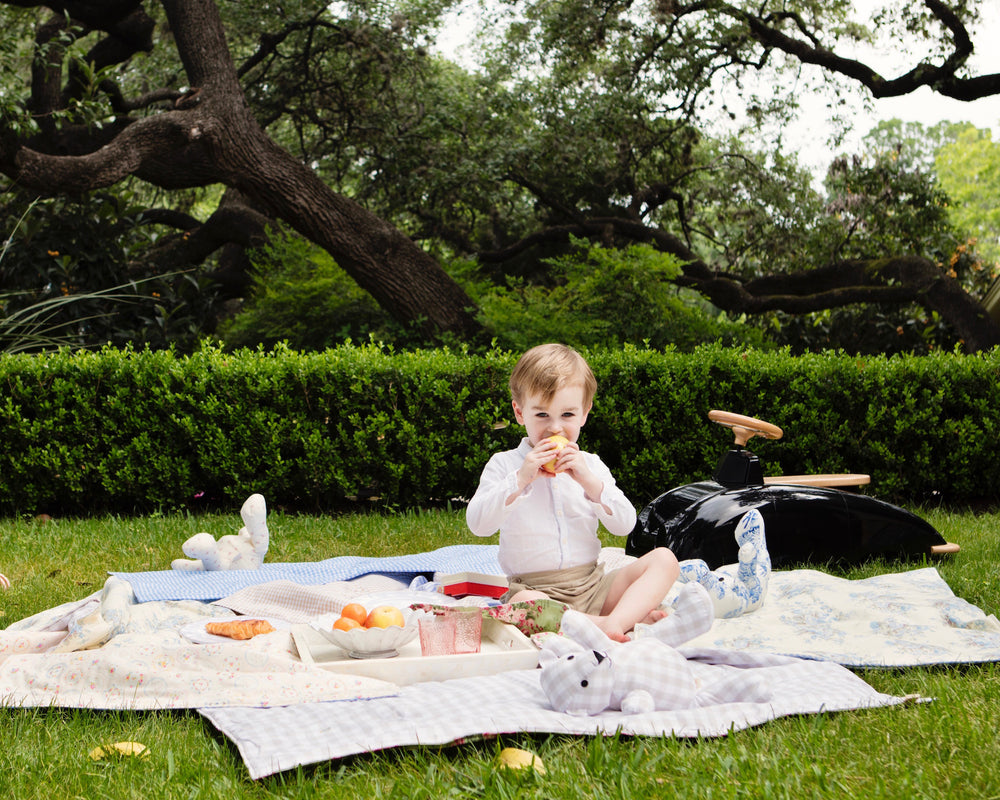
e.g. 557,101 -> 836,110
113,544 -> 503,603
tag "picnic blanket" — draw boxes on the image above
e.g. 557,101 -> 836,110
0,575 -> 398,709
113,544 -> 504,602
113,546 -> 1000,666
193,558 -> 1000,778
5,546 -> 1000,778
201,652 -> 913,779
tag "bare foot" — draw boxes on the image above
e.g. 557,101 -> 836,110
584,613 -> 629,642
640,608 -> 669,625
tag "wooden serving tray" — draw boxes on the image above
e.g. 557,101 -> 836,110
292,617 -> 539,685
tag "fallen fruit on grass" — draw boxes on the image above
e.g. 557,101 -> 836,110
497,747 -> 546,774
333,616 -> 362,632
340,603 -> 368,626
541,435 -> 569,473
89,741 -> 149,761
364,605 -> 405,629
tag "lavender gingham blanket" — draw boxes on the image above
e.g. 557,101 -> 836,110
201,651 -> 914,779
113,545 -> 503,603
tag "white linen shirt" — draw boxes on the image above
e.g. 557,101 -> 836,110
466,438 -> 638,576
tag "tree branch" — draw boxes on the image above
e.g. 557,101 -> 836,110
133,202 -> 273,274
478,216 -> 1000,351
711,0 -> 1000,101
7,112 -> 212,194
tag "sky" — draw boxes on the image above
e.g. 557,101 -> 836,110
435,1 -> 999,177
780,2 -> 1000,175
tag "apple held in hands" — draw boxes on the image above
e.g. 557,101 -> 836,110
541,435 -> 570,474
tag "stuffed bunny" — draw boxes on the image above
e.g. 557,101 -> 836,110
677,508 -> 770,618
539,582 -> 771,716
171,493 -> 269,571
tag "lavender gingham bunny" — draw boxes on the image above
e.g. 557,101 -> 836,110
538,582 -> 771,716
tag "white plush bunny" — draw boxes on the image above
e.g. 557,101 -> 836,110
677,508 -> 770,618
538,582 -> 771,716
171,493 -> 269,571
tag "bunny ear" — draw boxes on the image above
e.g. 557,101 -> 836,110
559,609 -> 617,651
538,634 -> 583,666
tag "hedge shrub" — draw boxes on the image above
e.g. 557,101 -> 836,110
1,343 -> 998,517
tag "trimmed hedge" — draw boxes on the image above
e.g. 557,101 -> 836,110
1,343 -> 998,517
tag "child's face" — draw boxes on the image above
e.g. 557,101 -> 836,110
512,383 -> 591,447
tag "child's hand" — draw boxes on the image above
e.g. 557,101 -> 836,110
551,444 -> 604,501
515,438 -> 564,490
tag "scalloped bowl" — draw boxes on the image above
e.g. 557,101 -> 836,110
309,611 -> 418,658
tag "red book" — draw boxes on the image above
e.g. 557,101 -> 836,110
434,571 -> 509,599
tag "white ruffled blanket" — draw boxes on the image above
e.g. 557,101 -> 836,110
0,575 -> 400,709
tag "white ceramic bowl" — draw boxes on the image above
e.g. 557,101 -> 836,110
309,611 -> 418,658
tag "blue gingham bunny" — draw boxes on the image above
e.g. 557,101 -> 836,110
171,493 -> 269,571
677,508 -> 770,618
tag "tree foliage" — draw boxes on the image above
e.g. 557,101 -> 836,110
936,126 -> 1000,265
0,193 -> 220,351
1,0 -> 999,353
1,0 -> 480,342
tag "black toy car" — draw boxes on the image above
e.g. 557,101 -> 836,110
626,411 -> 959,569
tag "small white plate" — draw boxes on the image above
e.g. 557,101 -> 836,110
309,611 -> 418,658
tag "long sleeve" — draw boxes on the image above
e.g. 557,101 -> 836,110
585,456 -> 637,536
465,450 -> 523,538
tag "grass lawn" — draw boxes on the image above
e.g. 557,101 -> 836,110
2,505 -> 1000,799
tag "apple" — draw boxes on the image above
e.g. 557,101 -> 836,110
541,434 -> 569,473
364,605 -> 406,629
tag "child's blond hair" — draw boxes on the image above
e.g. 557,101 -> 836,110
509,343 -> 597,407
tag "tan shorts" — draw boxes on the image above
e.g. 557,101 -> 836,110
503,561 -> 618,615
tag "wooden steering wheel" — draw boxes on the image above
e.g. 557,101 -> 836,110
708,410 -> 783,447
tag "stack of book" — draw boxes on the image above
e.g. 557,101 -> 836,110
434,571 -> 509,599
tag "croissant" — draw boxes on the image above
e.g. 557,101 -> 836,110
205,619 -> 276,640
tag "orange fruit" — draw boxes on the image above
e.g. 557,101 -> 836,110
333,616 -> 362,632
364,605 -> 405,629
340,603 -> 368,625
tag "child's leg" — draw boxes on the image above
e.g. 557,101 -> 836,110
589,548 -> 679,641
506,589 -> 550,604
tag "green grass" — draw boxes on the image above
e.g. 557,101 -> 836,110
2,506 -> 1000,798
